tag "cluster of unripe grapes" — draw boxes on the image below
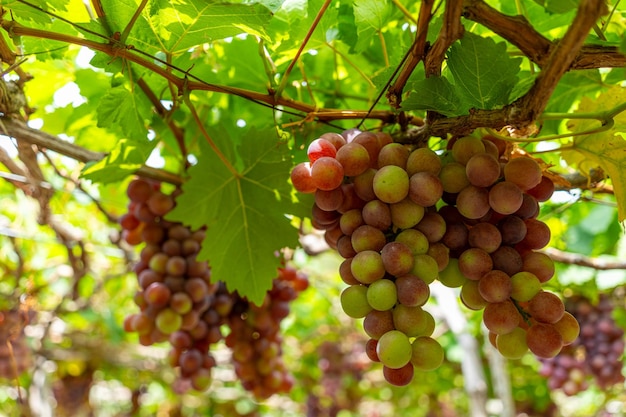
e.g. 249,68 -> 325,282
121,178 -> 309,398
290,131 -> 579,385
0,308 -> 33,379
539,294 -> 625,395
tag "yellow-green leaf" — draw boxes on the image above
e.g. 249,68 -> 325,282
564,85 -> 626,221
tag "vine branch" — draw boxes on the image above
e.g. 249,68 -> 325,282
543,247 -> 626,270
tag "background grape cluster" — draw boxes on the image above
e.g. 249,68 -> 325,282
0,308 -> 33,379
539,293 -> 625,395
291,131 -> 580,386
120,178 -> 309,398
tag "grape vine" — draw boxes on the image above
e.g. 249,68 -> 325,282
291,130 -> 581,386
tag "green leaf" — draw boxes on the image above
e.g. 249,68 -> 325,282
563,85 -> 626,221
151,1 -> 273,54
401,77 -> 465,117
166,127 -> 299,305
353,0 -> 392,52
97,85 -> 151,141
544,0 -> 579,13
81,138 -> 156,183
447,32 -> 522,111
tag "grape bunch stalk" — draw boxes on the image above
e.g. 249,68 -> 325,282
120,178 -> 309,398
539,293 -> 625,395
290,131 -> 579,386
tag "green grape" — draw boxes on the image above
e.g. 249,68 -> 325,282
410,336 -> 444,371
367,279 -> 398,311
376,330 -> 413,369
341,285 -> 373,318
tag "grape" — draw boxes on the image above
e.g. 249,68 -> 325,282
411,254 -> 439,284
438,258 -> 467,288
336,235 -> 357,258
496,327 -> 528,359
144,282 -> 171,307
456,185 -> 490,219
390,198 -> 425,229
514,193 -> 539,219
460,280 -> 488,310
383,362 -> 415,386
451,136 -> 485,165
339,209 -> 364,236
392,304 -> 428,336
409,172 -> 443,207
466,153 -> 500,187
519,218 -> 551,250
488,181 -> 523,215
553,312 -> 580,346
415,212 -> 446,243
363,309 -> 395,339
339,258 -> 360,285
367,279 -> 398,311
410,336 -> 444,371
526,323 -> 563,358
498,215 -> 527,245
381,242 -> 414,276
362,199 -> 392,231
290,162 -> 317,193
510,271 -> 541,302
315,188 -> 344,212
482,300 -> 520,334
527,176 -> 555,202
350,250 -> 386,284
147,192 -> 175,216
395,275 -> 430,307
491,245 -> 523,275
528,291 -> 565,324
427,242 -> 450,271
468,222 -> 502,253
155,308 -> 183,334
353,168 -> 377,201
504,156 -> 543,190
458,248 -> 493,280
478,270 -> 512,303
522,251 -> 555,283
127,178 -> 154,203
351,224 -> 386,252
378,142 -> 409,168
352,132 -> 381,168
376,330 -> 412,369
373,165 -> 409,204
439,162 -> 470,193
441,222 -> 468,251
340,285 -> 372,318
395,229 -> 429,255
311,157 -> 344,191
365,338 -> 380,362
308,138 -> 337,163
335,142 -> 370,176
406,147 -> 441,176
320,132 -> 347,150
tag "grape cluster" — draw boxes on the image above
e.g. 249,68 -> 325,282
226,267 -> 309,399
0,308 -> 33,379
121,178 -> 217,390
540,294 -> 625,394
121,178 -> 309,398
436,136 -> 578,361
290,131 -> 578,385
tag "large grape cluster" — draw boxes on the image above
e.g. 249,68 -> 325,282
121,178 -> 309,398
290,131 -> 578,385
0,308 -> 33,379
539,294 -> 625,394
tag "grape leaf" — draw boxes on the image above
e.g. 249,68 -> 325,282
166,127 -> 298,305
563,86 -> 626,221
353,0 -> 392,52
447,32 -> 522,112
97,85 -> 151,141
150,1 -> 273,54
401,77 -> 465,117
81,138 -> 155,183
